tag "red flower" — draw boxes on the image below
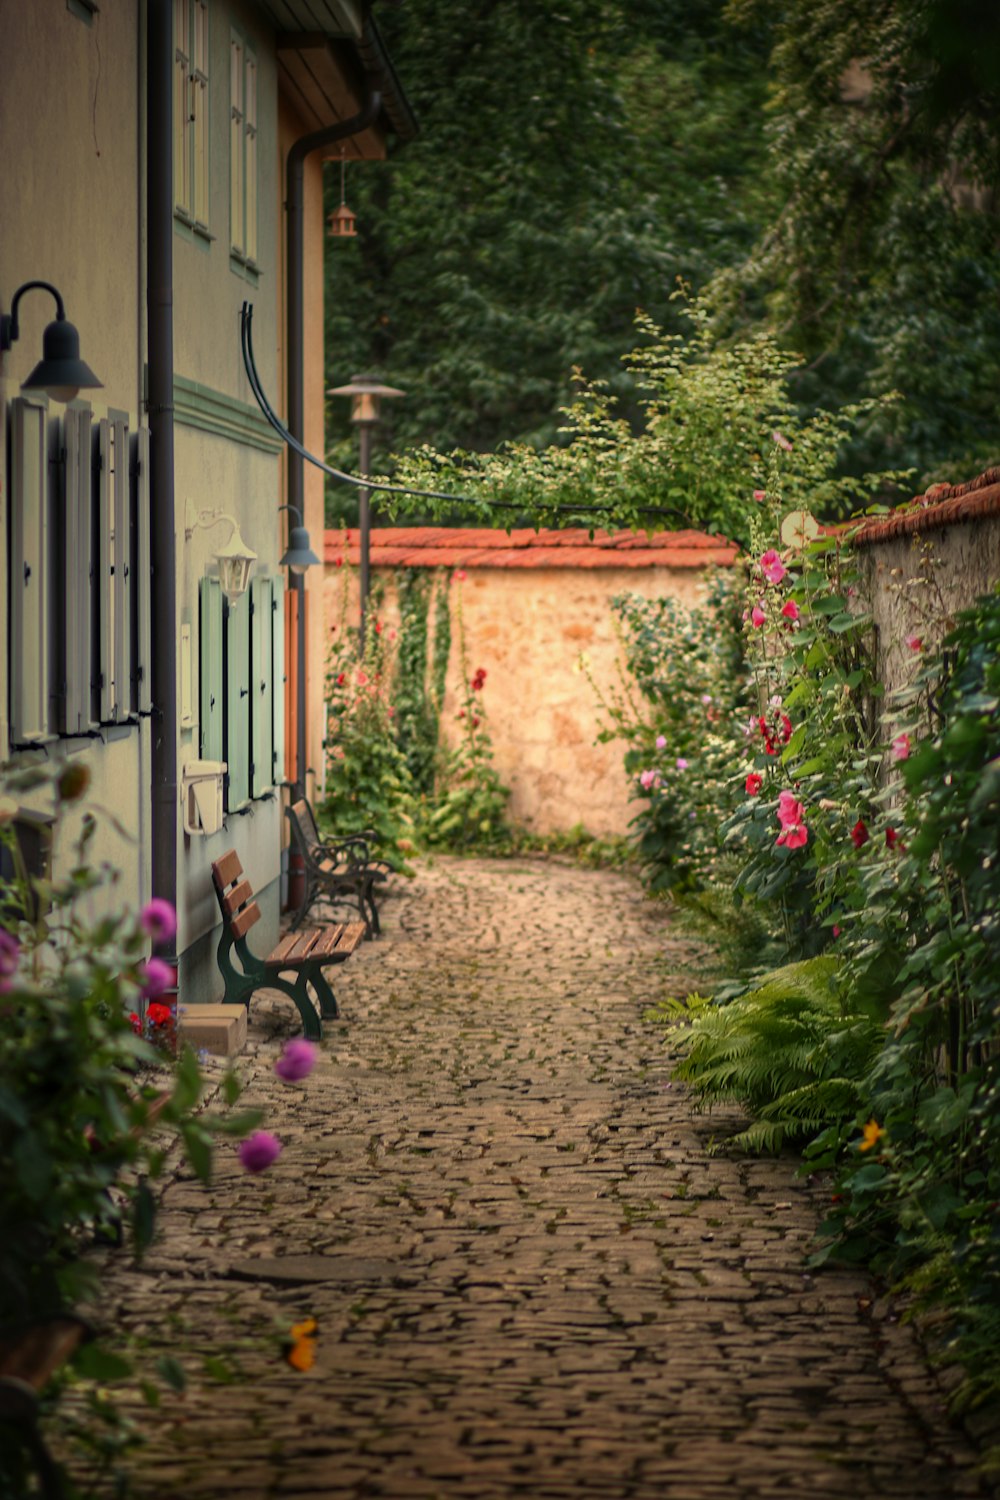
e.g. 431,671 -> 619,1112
472,716 -> 480,728
851,819 -> 869,849
146,1002 -> 174,1027
745,772 -> 763,796
471,668 -> 487,692
336,673 -> 346,687
129,1012 -> 142,1035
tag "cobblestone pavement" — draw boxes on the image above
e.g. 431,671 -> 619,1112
86,857 -> 992,1499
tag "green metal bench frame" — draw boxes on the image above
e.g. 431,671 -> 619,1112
285,798 -> 390,937
210,850 -> 366,1039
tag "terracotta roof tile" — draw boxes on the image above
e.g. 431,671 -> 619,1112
324,526 -> 738,570
852,468 -> 1000,546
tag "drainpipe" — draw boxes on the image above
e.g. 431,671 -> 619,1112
147,0 -> 178,939
284,87 -> 380,905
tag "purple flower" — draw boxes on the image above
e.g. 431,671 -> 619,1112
275,1039 -> 318,1083
675,758 -> 689,771
0,930 -> 20,993
239,1131 -> 283,1173
140,957 -> 175,998
140,898 -> 177,945
655,735 -> 667,750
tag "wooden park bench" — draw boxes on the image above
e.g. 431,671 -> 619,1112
211,850 -> 366,1039
285,798 -> 391,937
0,1314 -> 91,1498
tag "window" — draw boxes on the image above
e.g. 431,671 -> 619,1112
6,399 -> 151,748
230,31 -> 258,266
175,0 -> 210,231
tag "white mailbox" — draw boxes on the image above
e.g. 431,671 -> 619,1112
181,759 -> 227,837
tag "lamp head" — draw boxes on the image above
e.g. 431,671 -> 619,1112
215,522 -> 258,603
21,316 -> 103,403
327,372 -> 405,426
280,523 -> 320,576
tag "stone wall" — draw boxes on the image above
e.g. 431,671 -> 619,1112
323,542 -> 732,839
854,472 -> 1000,706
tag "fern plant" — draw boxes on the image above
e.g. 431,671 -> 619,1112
667,956 -> 882,1152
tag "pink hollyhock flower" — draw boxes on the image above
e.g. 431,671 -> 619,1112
892,733 -> 911,761
753,489 -> 766,502
781,599 -> 800,622
0,929 -> 21,992
759,550 -> 787,585
639,769 -> 658,791
745,772 -> 763,796
140,957 -> 175,998
772,430 -> 794,452
275,1038 -> 318,1083
832,925 -> 842,938
776,823 -> 808,849
239,1131 -> 283,1173
675,758 -> 689,771
905,634 -> 922,652
455,570 -> 467,582
751,604 -> 767,628
777,790 -> 806,829
374,621 -> 383,635
655,735 -> 667,750
851,819 -> 869,849
356,670 -> 369,687
140,898 -> 177,945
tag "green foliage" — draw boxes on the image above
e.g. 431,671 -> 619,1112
393,570 -> 441,796
393,295 -> 909,543
421,585 -> 509,851
721,0 -> 1000,483
0,761 -> 259,1496
324,0 -> 773,524
668,956 -> 881,1151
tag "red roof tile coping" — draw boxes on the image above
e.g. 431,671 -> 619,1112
852,467 -> 1000,546
324,526 -> 738,570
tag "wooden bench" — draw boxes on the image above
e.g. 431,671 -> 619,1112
286,798 -> 391,937
211,850 -> 366,1039
0,1314 -> 91,1499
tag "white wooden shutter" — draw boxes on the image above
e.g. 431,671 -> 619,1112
131,427 -> 152,715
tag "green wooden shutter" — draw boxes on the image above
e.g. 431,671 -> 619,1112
110,412 -> 131,721
250,576 -> 273,798
271,575 -> 285,785
225,591 -> 251,809
199,576 -> 223,761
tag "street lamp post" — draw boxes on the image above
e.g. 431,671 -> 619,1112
327,373 -> 404,652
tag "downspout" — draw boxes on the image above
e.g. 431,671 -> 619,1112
285,89 -> 382,804
147,0 -> 177,939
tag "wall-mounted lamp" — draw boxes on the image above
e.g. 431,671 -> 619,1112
0,280 -> 103,403
185,501 -> 257,603
278,503 -> 320,576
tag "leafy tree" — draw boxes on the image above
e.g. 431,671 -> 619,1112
720,0 -> 1000,483
323,0 -> 772,522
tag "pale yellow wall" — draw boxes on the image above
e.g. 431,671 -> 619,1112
0,0 -> 150,906
323,563 -> 720,838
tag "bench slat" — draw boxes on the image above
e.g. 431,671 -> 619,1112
212,850 -> 244,891
231,902 -> 261,939
221,878 -> 254,919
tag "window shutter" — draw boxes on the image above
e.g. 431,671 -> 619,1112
230,33 -> 244,256
111,413 -> 131,721
225,591 -> 251,809
271,575 -> 285,787
92,419 -> 114,721
62,403 -> 94,735
131,427 -> 153,715
245,51 -> 258,263
250,576 -> 273,798
199,576 -> 223,761
9,396 -> 52,744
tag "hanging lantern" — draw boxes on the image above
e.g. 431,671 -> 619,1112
328,150 -> 357,238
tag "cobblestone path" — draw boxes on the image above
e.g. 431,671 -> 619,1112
89,857 -> 990,1499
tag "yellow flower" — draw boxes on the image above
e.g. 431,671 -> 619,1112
858,1120 -> 885,1153
285,1317 -> 318,1372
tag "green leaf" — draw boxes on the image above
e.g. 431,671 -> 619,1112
155,1355 -> 187,1393
74,1343 -> 133,1383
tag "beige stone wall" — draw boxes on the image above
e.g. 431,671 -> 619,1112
323,562 -> 721,839
857,516 -> 1000,707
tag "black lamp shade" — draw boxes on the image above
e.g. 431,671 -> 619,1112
280,524 -> 320,573
22,317 -> 103,399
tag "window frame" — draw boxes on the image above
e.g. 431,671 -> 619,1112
229,25 -> 258,272
174,0 -> 211,239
